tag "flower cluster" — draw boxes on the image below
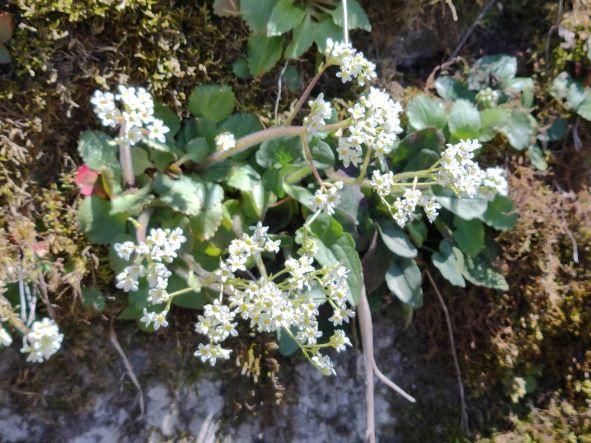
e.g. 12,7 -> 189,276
475,87 -> 500,108
215,132 -> 236,152
114,227 -> 186,326
479,167 -> 509,200
325,39 -> 377,87
0,327 -> 12,347
438,139 -> 485,198
371,171 -> 441,227
392,189 -> 441,227
20,318 -> 63,363
311,181 -> 343,215
304,93 -> 333,134
193,223 -> 354,374
337,88 -> 403,167
91,85 -> 170,144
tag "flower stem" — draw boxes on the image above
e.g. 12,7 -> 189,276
285,64 -> 328,126
300,133 -> 324,188
195,121 -> 349,170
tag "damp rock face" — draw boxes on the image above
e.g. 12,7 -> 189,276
0,314 -> 457,442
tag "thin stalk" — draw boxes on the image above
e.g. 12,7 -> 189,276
196,121 -> 349,170
353,147 -> 374,184
285,65 -> 328,126
118,123 -> 135,187
300,133 -> 324,188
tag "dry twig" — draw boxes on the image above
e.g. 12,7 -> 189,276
425,270 -> 469,435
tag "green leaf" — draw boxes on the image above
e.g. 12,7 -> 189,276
434,76 -> 474,102
330,0 -> 372,31
131,147 -> 152,175
78,196 -> 128,244
184,137 -> 211,163
256,136 -> 302,168
117,305 -> 143,320
168,273 -> 205,309
385,257 -> 423,308
528,144 -> 548,171
313,17 -> 343,53
433,186 -> 488,220
190,181 -> 224,241
110,185 -> 154,216
408,219 -> 428,247
377,219 -> 418,258
310,138 -> 335,169
406,95 -> 447,130
453,216 -> 485,257
307,214 -> 363,305
463,254 -> 508,290
153,103 -> 180,139
278,327 -> 299,356
219,113 -> 263,138
154,174 -> 205,216
479,108 -> 510,142
577,92 -> 591,121
472,55 -> 517,85
240,0 -> 278,34
567,81 -> 587,110
81,287 -> 106,312
448,99 -> 482,139
504,77 -> 535,108
78,130 -> 118,171
403,148 -> 439,172
232,57 -> 250,79
227,165 -> 267,217
267,0 -> 305,36
283,183 -> 314,209
538,117 -> 567,143
432,240 -> 465,288
499,110 -> 533,150
247,35 -> 284,77
188,85 -> 235,123
480,195 -> 518,230
0,44 -> 11,64
285,14 -> 315,59
392,128 -> 445,165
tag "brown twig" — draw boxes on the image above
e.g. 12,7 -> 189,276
449,0 -> 496,61
358,286 -> 416,443
425,270 -> 469,436
109,323 -> 145,419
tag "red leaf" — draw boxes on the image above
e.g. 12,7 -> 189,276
76,164 -> 100,196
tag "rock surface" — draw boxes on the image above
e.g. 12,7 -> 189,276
0,313 -> 457,442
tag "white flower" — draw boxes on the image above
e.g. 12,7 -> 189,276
141,309 -> 169,330
421,196 -> 441,223
148,119 -> 169,143
479,167 -> 508,200
311,353 -> 336,376
114,241 -> 136,261
324,39 -> 376,87
20,318 -> 63,363
116,269 -> 139,292
329,307 -> 356,326
91,85 -> 168,147
304,93 -> 332,133
215,132 -> 236,152
148,287 -> 170,304
337,88 -> 403,168
311,182 -> 343,215
371,170 -> 394,197
438,139 -> 485,198
194,343 -> 232,366
330,330 -> 352,352
0,328 -> 12,347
